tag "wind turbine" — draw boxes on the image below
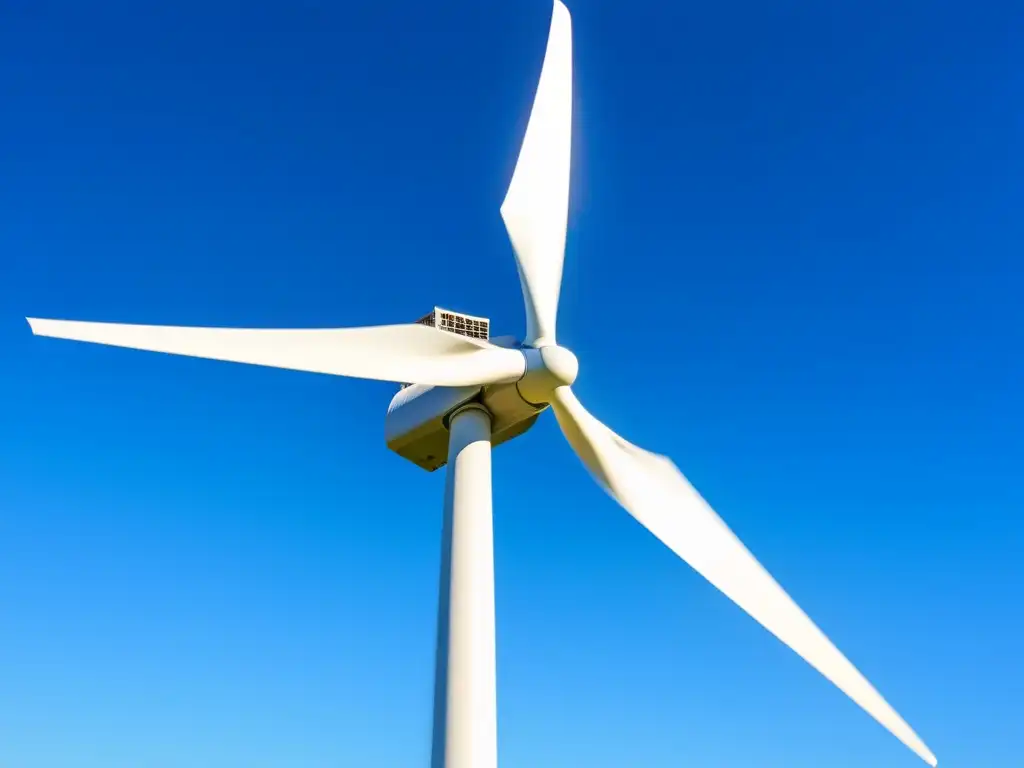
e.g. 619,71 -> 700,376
27,2 -> 937,766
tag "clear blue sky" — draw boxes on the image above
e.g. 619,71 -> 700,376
1,0 -> 1021,765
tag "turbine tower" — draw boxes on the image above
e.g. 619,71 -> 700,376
27,2 -> 937,766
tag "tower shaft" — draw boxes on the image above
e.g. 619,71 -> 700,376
431,404 -> 498,768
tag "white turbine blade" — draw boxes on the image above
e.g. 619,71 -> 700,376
550,386 -> 938,767
26,318 -> 526,387
500,0 -> 573,347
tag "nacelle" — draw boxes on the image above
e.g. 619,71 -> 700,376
385,378 -> 547,472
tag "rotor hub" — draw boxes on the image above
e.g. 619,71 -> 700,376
517,344 -> 578,405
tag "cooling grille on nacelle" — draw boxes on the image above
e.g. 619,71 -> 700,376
416,307 -> 489,340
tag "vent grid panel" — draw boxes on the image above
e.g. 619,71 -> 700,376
437,311 -> 489,340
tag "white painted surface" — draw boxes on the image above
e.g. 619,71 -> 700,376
500,0 -> 573,348
550,386 -> 938,766
517,344 -> 579,404
431,405 -> 497,768
26,318 -> 525,387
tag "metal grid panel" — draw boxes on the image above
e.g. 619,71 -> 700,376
435,309 -> 489,340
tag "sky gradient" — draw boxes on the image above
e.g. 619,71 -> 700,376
2,0 -> 1022,766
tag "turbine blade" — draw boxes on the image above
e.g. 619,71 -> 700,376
500,0 -> 573,347
549,386 -> 938,767
27,318 -> 526,387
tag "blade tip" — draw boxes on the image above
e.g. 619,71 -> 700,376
913,743 -> 938,766
27,317 -> 71,339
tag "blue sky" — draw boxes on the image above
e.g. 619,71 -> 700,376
1,0 -> 1021,765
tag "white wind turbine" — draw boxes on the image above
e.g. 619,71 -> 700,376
28,2 -> 937,766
